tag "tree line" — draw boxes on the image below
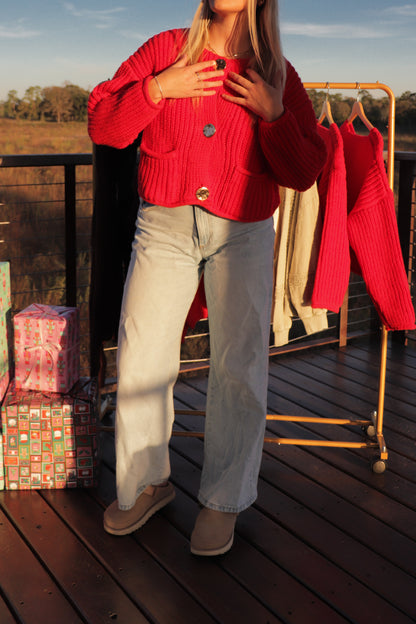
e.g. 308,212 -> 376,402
0,83 -> 90,123
1,83 -> 415,129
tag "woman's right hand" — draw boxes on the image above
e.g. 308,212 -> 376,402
148,56 -> 224,103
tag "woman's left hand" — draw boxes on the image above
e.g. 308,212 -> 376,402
223,68 -> 284,122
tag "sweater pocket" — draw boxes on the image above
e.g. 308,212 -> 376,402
220,166 -> 275,218
139,144 -> 180,203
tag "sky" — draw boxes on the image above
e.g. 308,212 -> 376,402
0,1 -> 415,101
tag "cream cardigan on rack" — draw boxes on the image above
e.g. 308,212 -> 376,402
272,184 -> 328,346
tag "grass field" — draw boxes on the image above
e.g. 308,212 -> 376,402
395,132 -> 416,151
0,117 -> 415,154
0,118 -> 92,155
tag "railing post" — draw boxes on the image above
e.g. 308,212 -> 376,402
395,154 -> 416,345
64,163 -> 77,307
397,157 -> 416,267
338,288 -> 349,347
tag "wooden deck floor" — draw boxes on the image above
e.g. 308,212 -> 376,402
1,337 -> 416,623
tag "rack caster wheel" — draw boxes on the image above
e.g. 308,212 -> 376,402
364,424 -> 376,439
371,458 -> 387,474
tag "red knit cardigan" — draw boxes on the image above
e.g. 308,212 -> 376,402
312,122 -> 415,331
88,29 -> 326,223
312,123 -> 349,312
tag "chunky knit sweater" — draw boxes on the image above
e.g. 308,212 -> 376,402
342,122 -> 415,330
311,123 -> 350,312
312,122 -> 415,331
88,29 -> 326,223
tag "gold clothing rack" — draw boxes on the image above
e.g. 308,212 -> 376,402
173,82 -> 395,473
100,82 -> 396,473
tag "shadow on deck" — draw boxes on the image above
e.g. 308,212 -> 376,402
1,337 -> 416,623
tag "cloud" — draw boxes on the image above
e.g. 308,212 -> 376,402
382,4 -> 416,18
40,56 -> 118,87
117,30 -> 149,43
55,56 -> 109,71
0,24 -> 41,39
63,2 -> 126,29
281,21 -> 391,39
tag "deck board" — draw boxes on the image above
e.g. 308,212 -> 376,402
41,487 -> 218,624
1,338 -> 416,623
0,507 -> 85,623
171,407 -> 415,623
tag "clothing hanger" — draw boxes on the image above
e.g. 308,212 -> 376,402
318,84 -> 335,125
347,85 -> 374,130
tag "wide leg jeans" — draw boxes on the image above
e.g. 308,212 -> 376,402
115,202 -> 275,513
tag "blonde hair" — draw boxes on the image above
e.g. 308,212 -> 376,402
184,0 -> 286,88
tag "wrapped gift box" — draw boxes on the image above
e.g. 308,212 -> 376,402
0,262 -> 11,313
0,314 -> 10,403
0,261 -> 12,403
14,303 -> 80,393
0,434 -> 4,490
1,378 -> 98,490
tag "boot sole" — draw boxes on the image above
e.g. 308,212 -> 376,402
104,490 -> 176,536
190,532 -> 234,556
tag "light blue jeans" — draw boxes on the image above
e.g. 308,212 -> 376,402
115,202 -> 275,512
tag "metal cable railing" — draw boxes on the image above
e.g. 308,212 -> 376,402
1,151 -> 415,380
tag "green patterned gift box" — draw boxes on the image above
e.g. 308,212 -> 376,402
0,261 -> 11,313
0,433 -> 4,490
1,378 -> 98,490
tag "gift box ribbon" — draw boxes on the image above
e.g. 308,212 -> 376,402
22,326 -> 62,389
29,303 -> 67,318
6,378 -> 95,406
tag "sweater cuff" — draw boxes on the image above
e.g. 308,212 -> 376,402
273,328 -> 290,347
261,107 -> 287,126
259,107 -> 296,137
302,310 -> 328,335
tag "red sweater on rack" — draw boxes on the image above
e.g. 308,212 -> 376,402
342,122 -> 415,330
312,121 -> 415,331
88,29 -> 326,223
312,123 -> 350,312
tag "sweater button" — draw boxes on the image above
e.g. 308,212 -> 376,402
196,187 -> 210,201
216,59 -> 226,70
203,124 -> 216,138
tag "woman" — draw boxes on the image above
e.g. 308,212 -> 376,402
88,0 -> 326,556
